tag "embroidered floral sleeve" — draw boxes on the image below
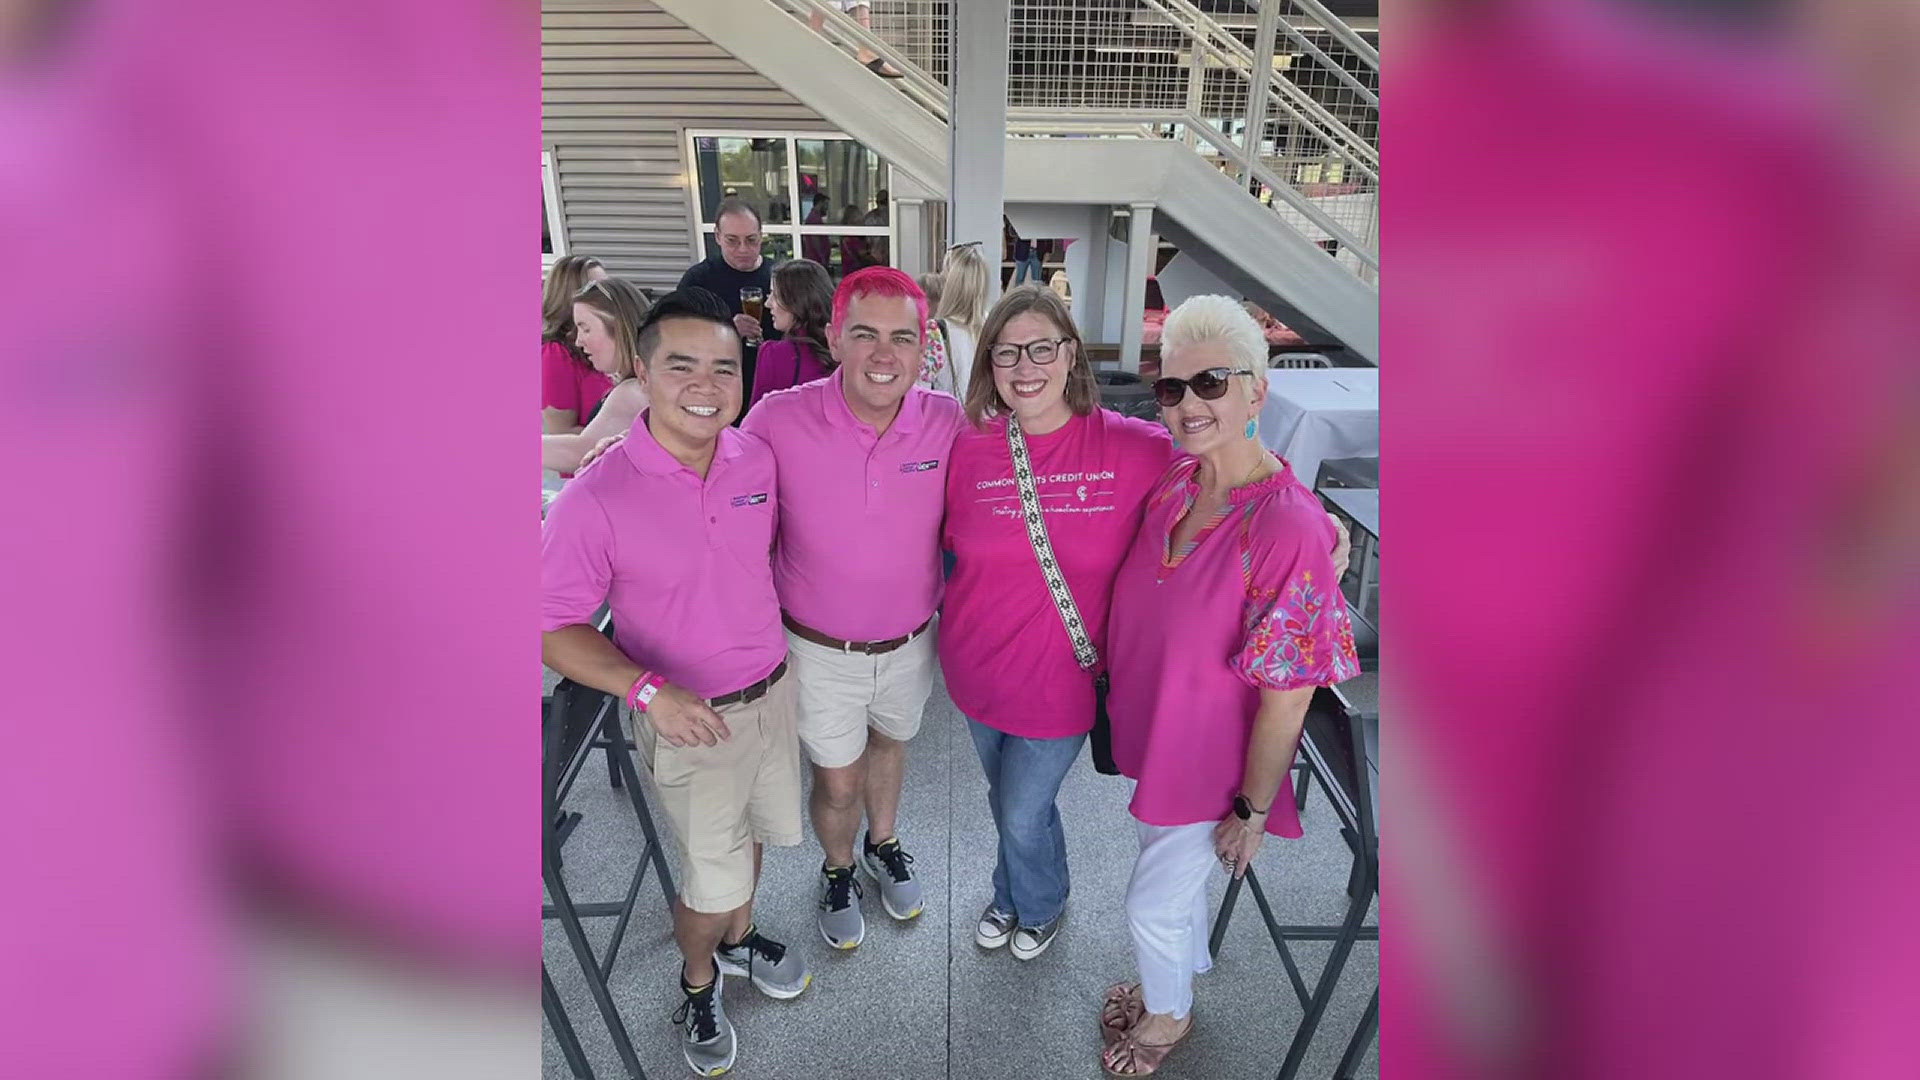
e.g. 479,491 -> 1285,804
1231,500 -> 1362,693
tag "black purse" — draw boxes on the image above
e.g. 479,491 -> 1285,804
1006,417 -> 1121,775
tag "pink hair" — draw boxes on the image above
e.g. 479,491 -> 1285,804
830,265 -> 928,337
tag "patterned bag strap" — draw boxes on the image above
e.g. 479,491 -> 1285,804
1007,418 -> 1100,673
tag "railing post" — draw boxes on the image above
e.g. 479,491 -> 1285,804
1184,41 -> 1206,151
1119,202 -> 1156,375
1242,0 -> 1282,186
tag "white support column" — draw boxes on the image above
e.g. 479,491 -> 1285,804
948,0 -> 1010,301
1119,202 -> 1156,375
1077,205 -> 1111,345
894,198 -> 928,277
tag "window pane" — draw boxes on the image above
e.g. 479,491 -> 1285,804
692,136 -> 792,225
702,231 -> 794,264
795,139 -> 887,234
800,233 -> 891,280
542,195 -> 554,255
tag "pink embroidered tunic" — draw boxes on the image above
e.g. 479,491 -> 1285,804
1107,457 -> 1362,838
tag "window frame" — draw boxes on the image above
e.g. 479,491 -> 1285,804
683,129 -> 895,266
542,148 -> 567,268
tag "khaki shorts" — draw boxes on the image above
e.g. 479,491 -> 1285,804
786,620 -> 939,769
630,670 -> 804,914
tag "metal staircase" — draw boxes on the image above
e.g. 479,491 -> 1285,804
654,0 -> 1379,364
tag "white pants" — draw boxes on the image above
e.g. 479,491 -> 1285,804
1125,819 -> 1219,1020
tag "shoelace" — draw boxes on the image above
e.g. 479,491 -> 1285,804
672,986 -> 720,1043
821,867 -> 863,911
727,928 -> 787,968
872,842 -> 915,884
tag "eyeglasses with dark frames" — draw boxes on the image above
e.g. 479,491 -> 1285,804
988,337 -> 1072,367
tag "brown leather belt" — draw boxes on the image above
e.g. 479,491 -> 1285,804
708,661 -> 787,708
782,613 -> 933,655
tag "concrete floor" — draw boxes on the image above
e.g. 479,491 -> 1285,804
543,666 -> 1379,1080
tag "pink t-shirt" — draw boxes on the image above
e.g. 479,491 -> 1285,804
1107,457 -> 1361,837
742,369 -> 966,641
541,412 -> 786,698
747,338 -> 832,411
541,339 -> 614,422
940,409 -> 1175,739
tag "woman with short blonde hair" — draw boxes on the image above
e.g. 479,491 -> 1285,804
1097,295 -> 1360,1075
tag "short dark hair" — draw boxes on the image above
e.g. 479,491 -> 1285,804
713,197 -> 762,231
634,286 -> 738,366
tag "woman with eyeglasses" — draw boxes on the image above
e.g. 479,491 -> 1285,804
1095,295 -> 1361,1077
939,285 -> 1181,966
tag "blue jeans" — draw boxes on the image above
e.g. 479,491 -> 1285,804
1012,252 -> 1044,284
967,718 -> 1087,925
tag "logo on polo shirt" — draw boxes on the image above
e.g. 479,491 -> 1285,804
899,459 -> 942,473
730,492 -> 770,507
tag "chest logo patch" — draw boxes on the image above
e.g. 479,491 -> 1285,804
730,492 -> 770,507
899,459 -> 942,473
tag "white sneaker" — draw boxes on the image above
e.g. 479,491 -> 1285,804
1009,916 -> 1061,961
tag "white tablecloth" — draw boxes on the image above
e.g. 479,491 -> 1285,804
1258,368 -> 1379,486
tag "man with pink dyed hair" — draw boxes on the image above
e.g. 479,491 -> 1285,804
740,267 -> 968,950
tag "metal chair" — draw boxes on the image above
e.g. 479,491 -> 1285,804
1270,351 -> 1333,369
543,627 -> 677,1079
1313,456 -> 1379,490
1210,684 -> 1379,1080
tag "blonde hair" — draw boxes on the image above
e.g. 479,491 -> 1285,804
934,242 -> 991,335
1160,294 -> 1268,381
542,254 -> 604,348
961,285 -> 1097,426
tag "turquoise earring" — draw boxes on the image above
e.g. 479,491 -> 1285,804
1244,419 -> 1258,440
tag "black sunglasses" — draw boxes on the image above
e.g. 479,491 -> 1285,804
1151,367 -> 1256,407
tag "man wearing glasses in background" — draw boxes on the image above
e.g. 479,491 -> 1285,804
679,197 -> 781,420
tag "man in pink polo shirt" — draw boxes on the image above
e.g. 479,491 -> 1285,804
741,267 -> 967,950
542,289 -> 810,1077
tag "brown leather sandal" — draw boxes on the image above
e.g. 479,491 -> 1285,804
1100,982 -> 1144,1047
1102,1013 -> 1194,1077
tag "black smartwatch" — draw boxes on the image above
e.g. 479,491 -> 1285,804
1233,794 -> 1270,821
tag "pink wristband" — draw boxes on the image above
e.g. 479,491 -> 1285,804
626,671 -> 666,712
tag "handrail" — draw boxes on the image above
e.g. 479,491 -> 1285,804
775,0 -> 949,120
1288,0 -> 1381,71
1147,0 -> 1379,178
1183,115 -> 1378,273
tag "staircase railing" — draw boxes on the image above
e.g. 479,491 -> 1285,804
765,0 -> 1378,281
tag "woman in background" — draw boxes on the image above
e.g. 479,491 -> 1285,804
748,259 -> 837,409
540,254 -> 609,434
540,276 -> 651,475
921,241 -> 990,400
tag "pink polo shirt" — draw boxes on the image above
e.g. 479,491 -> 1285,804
741,368 -> 966,641
1107,458 -> 1361,837
541,412 -> 786,698
940,410 -> 1175,738
541,339 -> 614,422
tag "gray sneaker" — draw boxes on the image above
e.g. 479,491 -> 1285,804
1010,915 -> 1062,961
817,864 -> 866,950
975,904 -> 1018,950
672,972 -> 736,1076
858,834 -> 925,920
714,924 -> 811,1000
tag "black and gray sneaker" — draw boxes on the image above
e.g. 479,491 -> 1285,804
817,863 -> 866,950
671,972 -> 736,1076
858,833 -> 925,920
715,924 -> 811,999
1010,914 -> 1062,961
